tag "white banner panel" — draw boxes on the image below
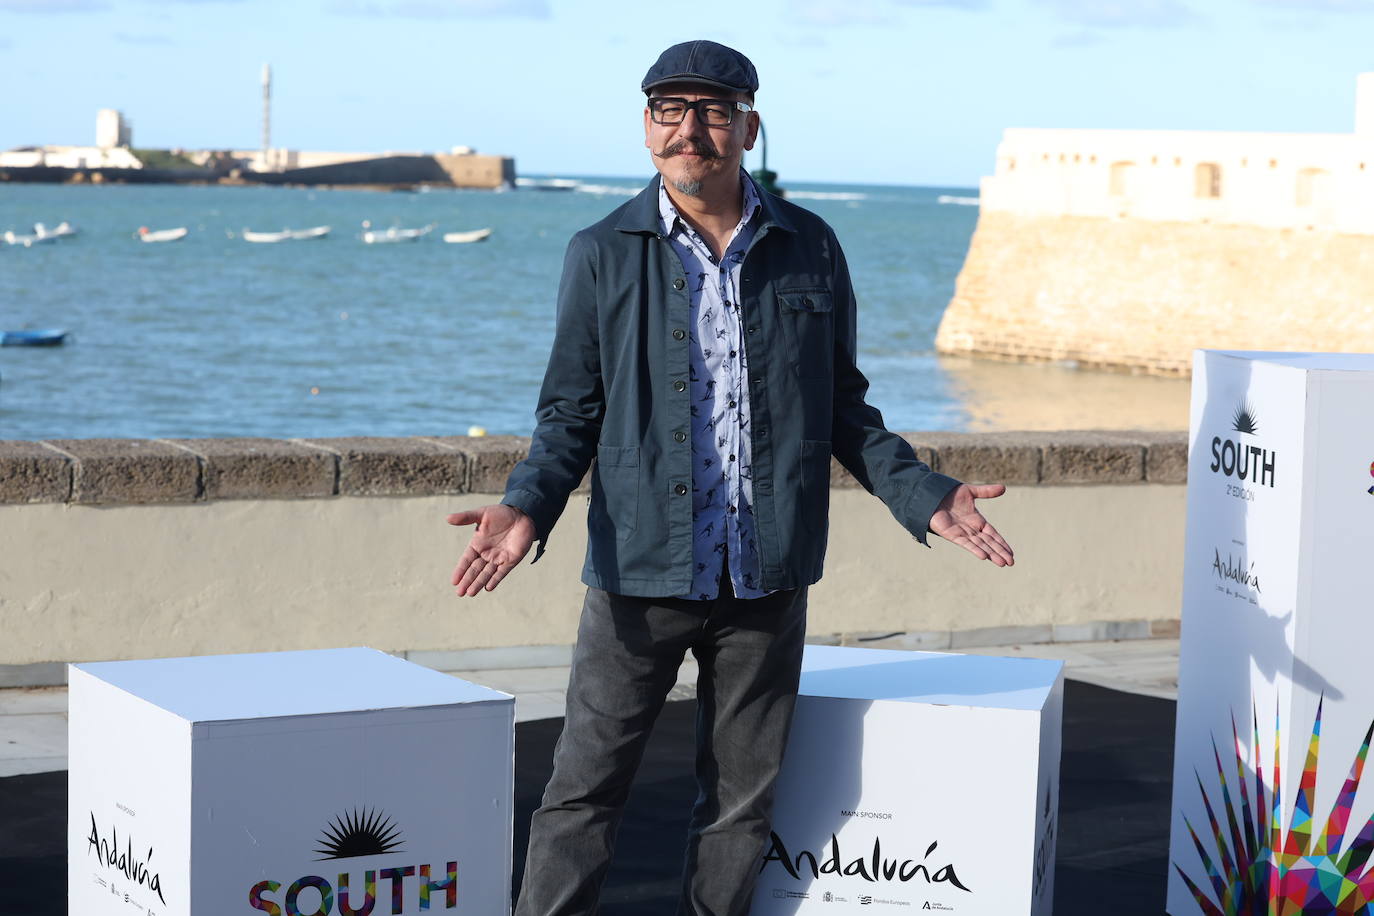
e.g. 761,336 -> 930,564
753,645 -> 1063,915
1168,351 -> 1374,915
68,647 -> 515,916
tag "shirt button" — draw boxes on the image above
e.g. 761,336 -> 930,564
729,454 -> 736,461
672,328 -> 686,341
728,400 -> 737,408
673,278 -> 686,290
728,505 -> 737,514
729,350 -> 736,358
674,430 -> 686,443
673,380 -> 686,392
674,484 -> 688,496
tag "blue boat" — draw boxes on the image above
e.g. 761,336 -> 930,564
1,329 -> 68,347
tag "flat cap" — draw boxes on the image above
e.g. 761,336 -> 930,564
641,40 -> 759,96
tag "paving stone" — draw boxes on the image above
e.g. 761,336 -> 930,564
1052,619 -> 1153,642
298,437 -> 466,496
949,623 -> 1054,649
422,435 -> 529,494
906,431 -> 1042,484
0,662 -> 67,689
166,438 -> 336,499
42,438 -> 200,504
0,441 -> 71,503
1039,431 -> 1146,484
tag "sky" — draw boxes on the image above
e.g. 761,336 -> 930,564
1,0 -> 1371,187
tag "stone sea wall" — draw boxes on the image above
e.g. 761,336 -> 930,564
0,433 -> 1188,685
936,211 -> 1374,376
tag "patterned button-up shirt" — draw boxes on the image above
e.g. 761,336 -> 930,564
659,173 -> 771,600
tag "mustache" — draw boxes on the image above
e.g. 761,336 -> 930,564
653,138 -> 719,160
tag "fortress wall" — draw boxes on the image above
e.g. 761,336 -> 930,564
0,433 -> 1185,682
982,129 -> 1374,233
935,210 -> 1374,376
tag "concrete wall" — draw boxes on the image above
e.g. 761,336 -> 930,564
0,433 -> 1187,684
935,211 -> 1374,376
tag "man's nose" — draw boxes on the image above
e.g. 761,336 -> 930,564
677,107 -> 705,138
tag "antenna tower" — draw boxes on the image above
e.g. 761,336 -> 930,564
261,63 -> 272,162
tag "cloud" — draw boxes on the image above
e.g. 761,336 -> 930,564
328,0 -> 550,17
1051,27 -> 1106,45
0,0 -> 110,11
894,0 -> 991,8
787,0 -> 900,26
1034,0 -> 1199,28
115,30 -> 174,43
1252,0 -> 1374,10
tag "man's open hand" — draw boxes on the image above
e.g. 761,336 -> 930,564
446,504 -> 537,597
928,484 -> 1015,567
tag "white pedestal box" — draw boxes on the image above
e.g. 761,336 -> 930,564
1168,352 -> 1374,916
752,645 -> 1064,915
67,648 -> 515,916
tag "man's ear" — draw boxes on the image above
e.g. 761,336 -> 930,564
743,110 -> 760,152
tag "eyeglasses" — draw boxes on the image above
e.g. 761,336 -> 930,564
648,97 -> 752,127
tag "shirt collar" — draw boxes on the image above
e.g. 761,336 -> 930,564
657,170 -> 762,239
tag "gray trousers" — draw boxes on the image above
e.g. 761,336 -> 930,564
514,581 -> 809,916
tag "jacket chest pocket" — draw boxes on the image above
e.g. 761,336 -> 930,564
777,289 -> 834,379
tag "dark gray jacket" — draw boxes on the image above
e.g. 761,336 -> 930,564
502,175 -> 960,597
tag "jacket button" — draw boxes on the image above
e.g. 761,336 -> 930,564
673,278 -> 686,290
674,430 -> 686,442
674,483 -> 688,496
672,328 -> 686,341
748,327 -> 758,334
673,379 -> 686,392
803,297 -> 814,307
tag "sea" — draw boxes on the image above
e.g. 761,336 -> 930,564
0,179 -> 1189,441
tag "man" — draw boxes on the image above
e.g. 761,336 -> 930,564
447,40 -> 1014,916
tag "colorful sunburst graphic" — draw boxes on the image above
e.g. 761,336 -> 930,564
1176,697 -> 1374,915
313,808 -> 405,860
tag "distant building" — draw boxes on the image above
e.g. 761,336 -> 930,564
0,145 -> 142,170
936,74 -> 1374,376
96,109 -> 132,150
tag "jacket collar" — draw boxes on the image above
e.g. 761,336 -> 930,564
615,172 -> 796,236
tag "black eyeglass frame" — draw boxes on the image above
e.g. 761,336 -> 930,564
647,96 -> 753,127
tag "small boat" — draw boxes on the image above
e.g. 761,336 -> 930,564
242,228 -> 292,243
3,230 -> 58,248
138,226 -> 189,243
1,329 -> 68,347
289,225 -> 331,240
442,228 -> 492,244
33,221 -> 77,239
360,222 -> 434,244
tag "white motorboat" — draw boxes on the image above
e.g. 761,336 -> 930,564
3,230 -> 58,247
33,221 -> 78,239
360,222 -> 434,244
240,225 -> 331,243
138,226 -> 189,243
442,228 -> 493,244
242,228 -> 293,244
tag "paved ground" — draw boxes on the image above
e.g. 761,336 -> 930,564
0,637 -> 1179,779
